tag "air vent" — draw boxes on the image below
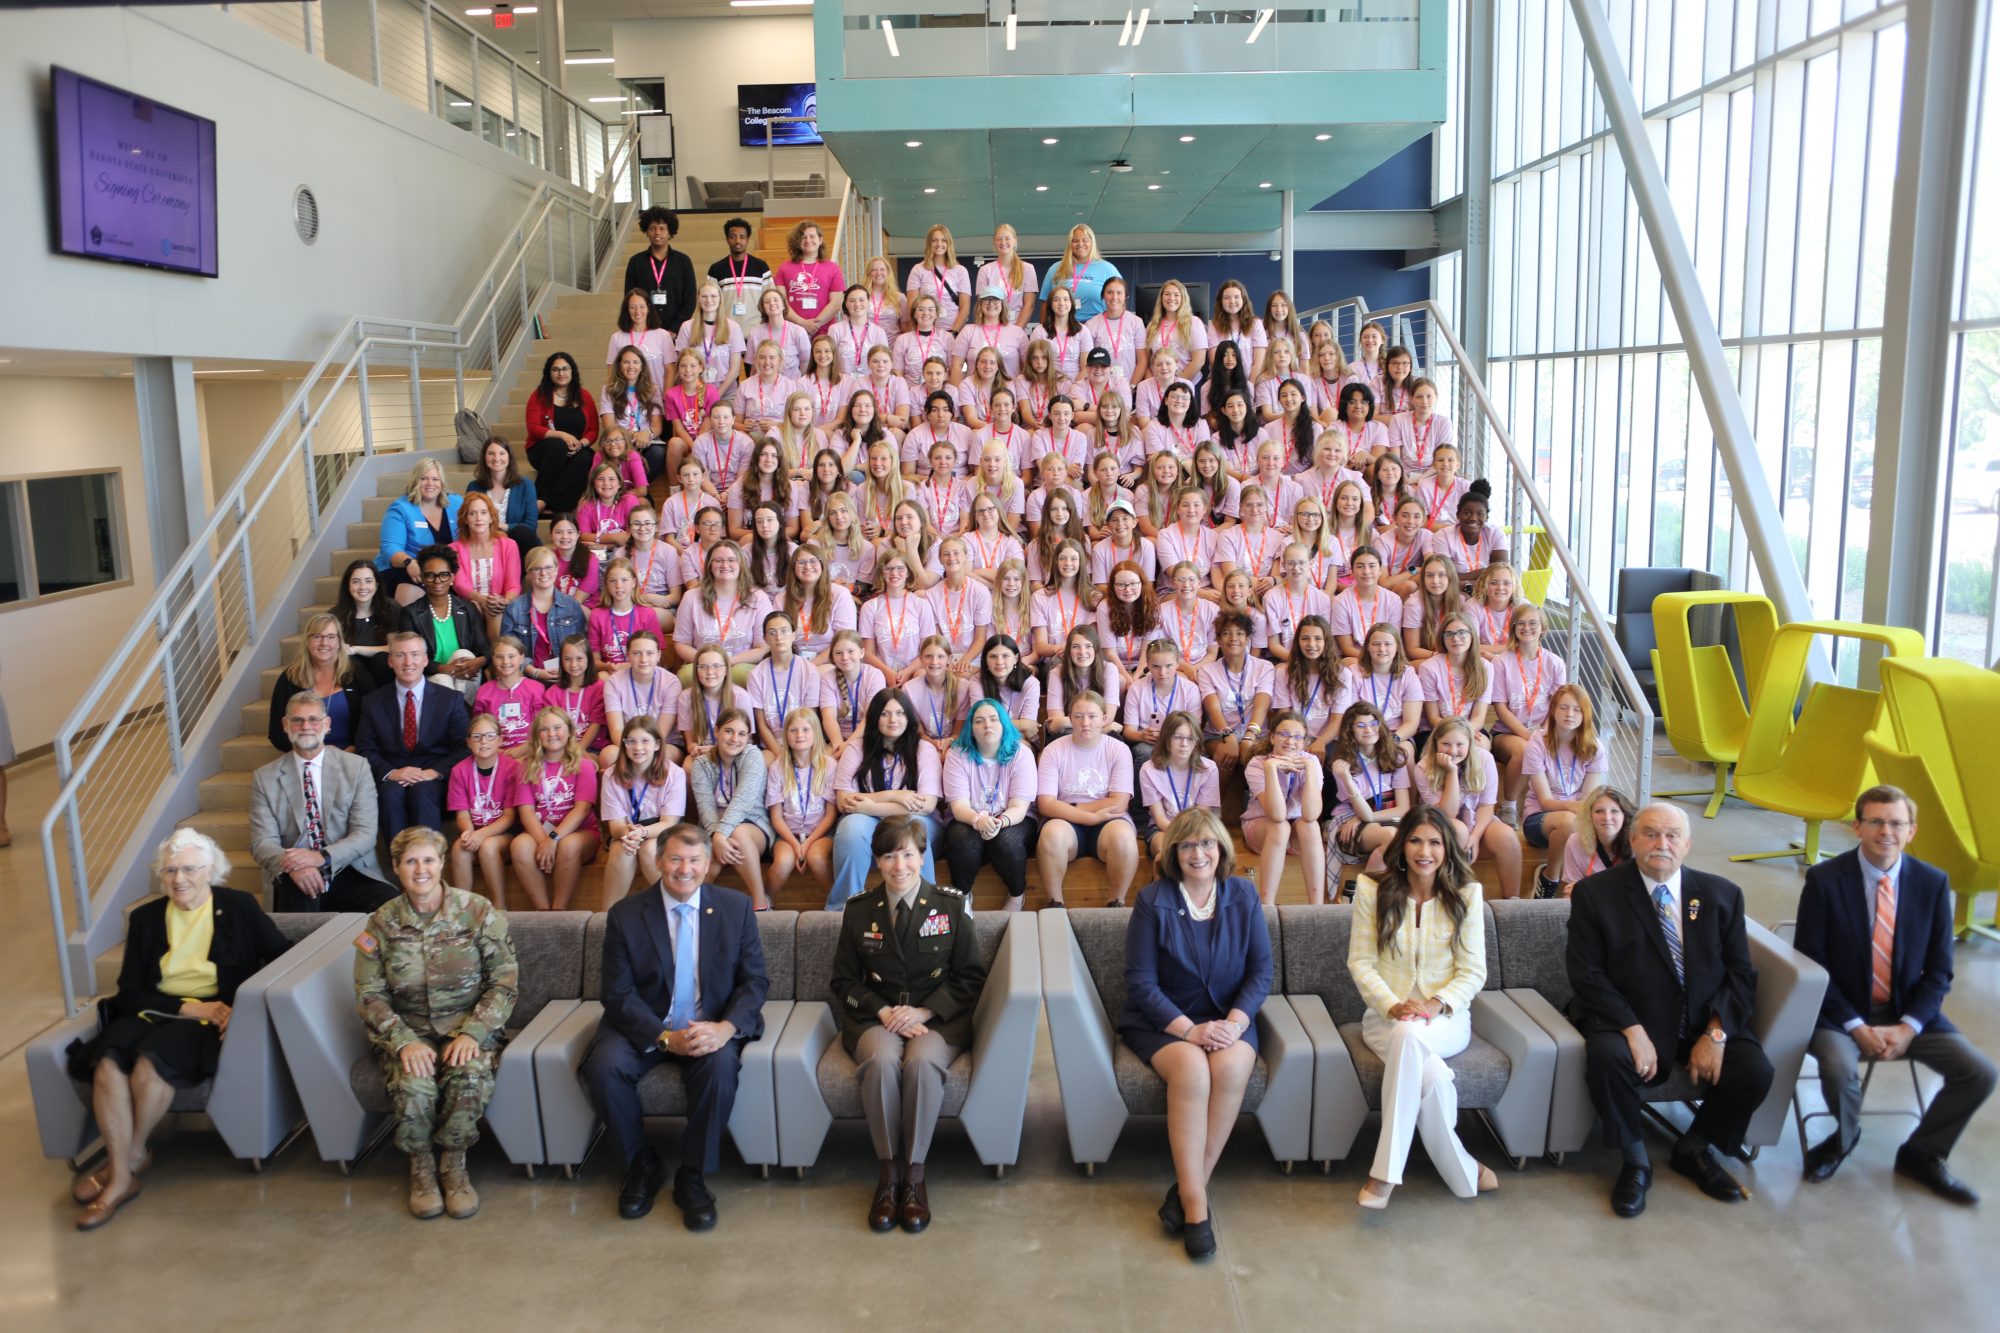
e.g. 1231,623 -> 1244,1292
292,185 -> 320,245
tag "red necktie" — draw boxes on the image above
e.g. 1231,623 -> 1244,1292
402,690 -> 418,750
1870,874 -> 1896,1006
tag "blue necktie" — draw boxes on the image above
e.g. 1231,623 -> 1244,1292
1652,883 -> 1684,985
667,901 -> 697,1030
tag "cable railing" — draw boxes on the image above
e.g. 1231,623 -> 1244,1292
1301,294 -> 1656,813
829,180 -> 884,296
38,132 -> 642,1015
220,0 -> 630,196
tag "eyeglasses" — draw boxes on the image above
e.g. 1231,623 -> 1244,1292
1274,730 -> 1308,742
467,731 -> 502,742
1351,718 -> 1381,729
1858,818 -> 1911,832
419,569 -> 455,582
1181,838 -> 1219,853
1442,629 -> 1473,641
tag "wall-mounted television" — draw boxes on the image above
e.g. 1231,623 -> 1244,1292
737,82 -> 821,148
50,66 -> 219,278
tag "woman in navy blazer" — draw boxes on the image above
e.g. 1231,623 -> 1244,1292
1118,806 -> 1272,1260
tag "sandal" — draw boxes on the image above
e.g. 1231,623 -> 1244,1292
73,1153 -> 150,1204
75,1176 -> 141,1230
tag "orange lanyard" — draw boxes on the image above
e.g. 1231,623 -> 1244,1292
714,594 -> 740,647
1513,648 -> 1544,710
1172,601 -> 1200,657
940,582 -> 969,644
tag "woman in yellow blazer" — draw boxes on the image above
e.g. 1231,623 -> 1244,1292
1347,804 -> 1499,1208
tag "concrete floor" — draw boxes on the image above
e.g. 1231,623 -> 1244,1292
0,751 -> 1995,1332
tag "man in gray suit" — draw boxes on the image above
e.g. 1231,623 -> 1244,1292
249,693 -> 396,913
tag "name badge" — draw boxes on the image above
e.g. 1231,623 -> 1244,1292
542,657 -> 559,672
651,292 -> 667,305
732,301 -> 749,318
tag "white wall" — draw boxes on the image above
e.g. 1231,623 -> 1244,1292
0,5 -> 565,363
611,16 -> 846,203
0,379 -> 154,754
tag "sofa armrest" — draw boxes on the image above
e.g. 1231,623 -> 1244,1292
734,999 -> 791,1168
535,1001 -> 607,1169
1744,920 -> 1831,1149
485,998 -> 581,1167
266,931 -> 383,1164
28,1010 -> 104,1162
1288,994 -> 1369,1164
209,914 -> 365,1163
1254,997 -> 1312,1166
960,913 -> 1041,1167
1037,909 -> 1126,1165
1470,991 -> 1555,1161
774,1000 -> 838,1169
1505,987 -> 1593,1155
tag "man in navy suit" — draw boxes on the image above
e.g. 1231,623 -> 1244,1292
1568,803 -> 1772,1218
355,633 -> 470,841
1792,785 -> 1994,1204
586,823 -> 769,1230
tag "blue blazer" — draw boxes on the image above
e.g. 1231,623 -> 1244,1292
1793,849 -> 1956,1034
374,494 -> 463,571
467,475 -> 540,533
601,883 -> 769,1052
354,680 -> 470,780
1120,876 -> 1272,1040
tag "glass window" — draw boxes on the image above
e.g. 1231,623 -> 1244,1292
24,474 -> 124,596
0,483 -> 22,605
1939,331 -> 2000,664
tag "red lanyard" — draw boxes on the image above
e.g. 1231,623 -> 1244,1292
1410,417 -> 1434,464
1425,480 -> 1455,525
1241,526 -> 1273,573
1056,590 -> 1080,638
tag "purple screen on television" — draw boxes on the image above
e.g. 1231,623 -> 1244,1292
52,66 -> 219,278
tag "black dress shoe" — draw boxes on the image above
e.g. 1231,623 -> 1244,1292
1895,1147 -> 1980,1205
1158,1183 -> 1186,1236
868,1178 -> 901,1232
672,1167 -> 718,1231
617,1151 -> 668,1220
898,1180 -> 931,1233
1670,1145 -> 1749,1202
1803,1132 -> 1856,1184
1611,1163 -> 1652,1218
1183,1217 -> 1216,1260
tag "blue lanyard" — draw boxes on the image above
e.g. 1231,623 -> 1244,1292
927,680 -> 949,738
703,696 -> 720,744
794,763 -> 816,820
1302,675 -> 1322,722
1164,760 -> 1193,813
1150,678 -> 1181,722
845,674 -> 863,730
1554,745 -> 1580,797
768,657 -> 798,723
634,672 -> 659,719
717,759 -> 736,806
1368,670 -> 1389,713
975,754 -> 1005,812
1357,758 -> 1387,810
1225,660 -> 1248,727
629,781 -> 653,822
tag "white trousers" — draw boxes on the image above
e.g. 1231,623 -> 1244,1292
1361,1007 -> 1480,1197
428,650 -> 481,703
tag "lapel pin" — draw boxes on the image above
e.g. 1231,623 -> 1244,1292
1687,899 -> 1701,921
705,907 -> 714,915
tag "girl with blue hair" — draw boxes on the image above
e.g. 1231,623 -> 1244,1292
941,698 -> 1040,908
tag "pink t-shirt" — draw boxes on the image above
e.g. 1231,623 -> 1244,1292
676,319 -> 748,389
1091,537 -> 1158,588
1262,585 -> 1335,652
892,327 -> 955,387
578,494 -> 641,549
1027,426 -> 1094,476
857,593 -> 939,673
1418,655 -> 1493,722
1154,523 -> 1218,583
1489,648 -> 1569,732
902,420 -> 975,474
548,681 -> 607,750
1037,734 -> 1134,811
521,757 -> 600,831
1045,667 -> 1122,722
1243,475 -> 1304,528
819,662 -> 889,742
1243,756 -> 1316,826
1138,757 -> 1221,820
984,679 -> 1041,731
1158,599 -> 1218,664
743,655 -> 826,736
829,319 -> 891,377
1561,839 -> 1619,885
1094,604 -> 1161,674
768,760 -> 838,839
693,429 -> 756,498
587,605 -> 664,667
1329,586 -> 1405,642
942,746 -> 1038,819
954,322 -> 1028,380
1412,752 -> 1499,828
600,765 -> 689,827
601,667 -> 680,728
1373,530 -> 1429,579
924,580 -> 994,656
472,679 -> 547,750
1121,674 -> 1200,736
674,687 -> 737,751
1521,734 -> 1611,818
1269,667 -> 1340,738
1335,664 -> 1425,730
735,373 -> 799,427
1466,600 -> 1518,650
903,675 -> 973,741
1197,657 -> 1275,735
788,585 -> 859,658
1216,525 -> 1285,582
961,529 -> 1024,574
823,540 -> 877,591
777,259 -> 845,327
1030,587 -> 1094,645
1083,312 -> 1145,380
447,755 -> 523,827
1415,476 -> 1471,529
833,741 -> 943,795
672,588 -> 771,658
1388,412 -> 1456,472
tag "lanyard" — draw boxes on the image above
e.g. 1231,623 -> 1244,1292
472,763 -> 501,818
717,758 -> 736,806
815,376 -> 839,420
794,763 -> 818,820
971,530 -> 1003,568
1224,659 -> 1249,725
765,656 -> 799,723
1301,674 -> 1322,722
1367,669 -> 1391,715
1241,525 -> 1273,574
1356,757 -> 1387,809
843,671 -> 863,731
1424,480 -> 1455,525
926,679 -> 949,737
609,607 -> 635,654
561,688 -> 587,726
1445,663 -> 1467,717
1553,743 -> 1580,798
1410,416 -> 1433,465
974,754 -> 1005,812
883,594 -> 912,654
929,479 -> 956,527
1511,648 -> 1545,711
629,780 -> 654,823
649,253 -> 671,289
726,253 -> 751,295
938,581 -> 970,645
713,593 -> 741,649
1150,677 -> 1183,724
1055,590 -> 1080,639
1172,602 -> 1201,659
628,670 -> 660,719
1099,315 -> 1126,365
1386,534 -> 1416,573
1482,603 -> 1512,644
1165,760 -> 1193,813
1350,588 -> 1381,632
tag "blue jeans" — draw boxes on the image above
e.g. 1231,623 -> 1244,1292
828,812 -> 938,910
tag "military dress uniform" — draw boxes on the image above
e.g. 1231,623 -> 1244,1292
828,882 -> 988,1164
354,887 -> 519,1154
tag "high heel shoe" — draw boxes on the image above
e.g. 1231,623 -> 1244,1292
1357,1179 -> 1394,1210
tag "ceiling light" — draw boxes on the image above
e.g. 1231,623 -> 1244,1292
1315,132 -> 1331,141
1246,8 -> 1274,43
881,17 -> 899,57
1118,9 -> 1133,46
450,100 -> 472,107
564,56 -> 614,64
465,7 -> 492,14
624,109 -> 662,115
1042,137 -> 1059,145
1259,181 -> 1273,188
905,140 -> 922,147
1161,170 -> 1171,175
729,0 -> 813,6
1035,185 -> 1049,192
588,96 -> 627,103
513,5 -> 537,12
1006,12 -> 1017,50
1133,7 -> 1150,45
1178,134 -> 1195,143
1147,183 -> 1160,191
923,187 -> 937,194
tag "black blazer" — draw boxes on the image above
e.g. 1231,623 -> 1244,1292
1566,861 -> 1758,1057
103,886 -> 292,1022
829,883 -> 986,1052
355,680 -> 470,781
266,673 -> 370,752
600,884 -> 769,1052
1793,849 -> 1956,1035
399,596 -> 492,673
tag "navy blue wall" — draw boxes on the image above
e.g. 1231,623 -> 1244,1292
1316,138 -> 1432,211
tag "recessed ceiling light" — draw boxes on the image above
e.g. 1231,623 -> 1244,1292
564,56 -> 614,65
923,187 -> 936,193
1035,185 -> 1049,192
905,140 -> 922,147
465,7 -> 492,15
1315,133 -> 1331,141
1259,181 -> 1273,188
1043,137 -> 1059,145
1006,13 -> 1017,49
1160,170 -> 1171,175
588,96 -> 627,103
1147,183 -> 1160,190
1179,134 -> 1195,142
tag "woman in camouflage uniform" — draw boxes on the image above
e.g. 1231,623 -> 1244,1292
355,826 -> 518,1219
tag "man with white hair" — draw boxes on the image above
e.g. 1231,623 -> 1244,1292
1566,801 -> 1772,1219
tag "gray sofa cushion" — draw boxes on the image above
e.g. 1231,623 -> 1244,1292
271,913 -> 335,945
1338,1024 -> 1513,1110
1279,903 -> 1499,1027
1072,904 -> 1283,1028
583,913 -> 611,1000
1490,899 -> 1573,1005
507,912 -> 591,1026
797,907 -> 1005,1005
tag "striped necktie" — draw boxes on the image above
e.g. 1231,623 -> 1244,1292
1870,874 -> 1896,1006
1651,883 -> 1684,985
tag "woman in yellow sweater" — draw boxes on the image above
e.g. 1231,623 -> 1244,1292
1347,805 -> 1501,1208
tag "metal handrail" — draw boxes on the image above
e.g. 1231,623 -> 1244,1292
38,126 -> 642,1015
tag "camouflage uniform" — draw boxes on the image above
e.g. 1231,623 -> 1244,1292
354,887 -> 518,1153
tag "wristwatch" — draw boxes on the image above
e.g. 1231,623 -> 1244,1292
1706,1028 -> 1727,1045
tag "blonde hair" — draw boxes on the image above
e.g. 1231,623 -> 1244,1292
288,612 -> 355,689
1047,224 -> 1102,289
773,707 -> 834,806
992,223 -> 1026,293
1146,279 -> 1199,359
920,224 -> 961,270
686,645 -> 740,748
1420,716 -> 1490,797
402,457 -> 445,504
915,634 -> 967,729
990,558 -> 1031,638
514,705 -> 584,779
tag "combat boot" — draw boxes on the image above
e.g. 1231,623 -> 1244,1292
408,1151 -> 444,1219
438,1149 -> 479,1219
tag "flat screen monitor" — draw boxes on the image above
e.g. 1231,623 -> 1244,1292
50,66 -> 219,278
737,82 -> 821,148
